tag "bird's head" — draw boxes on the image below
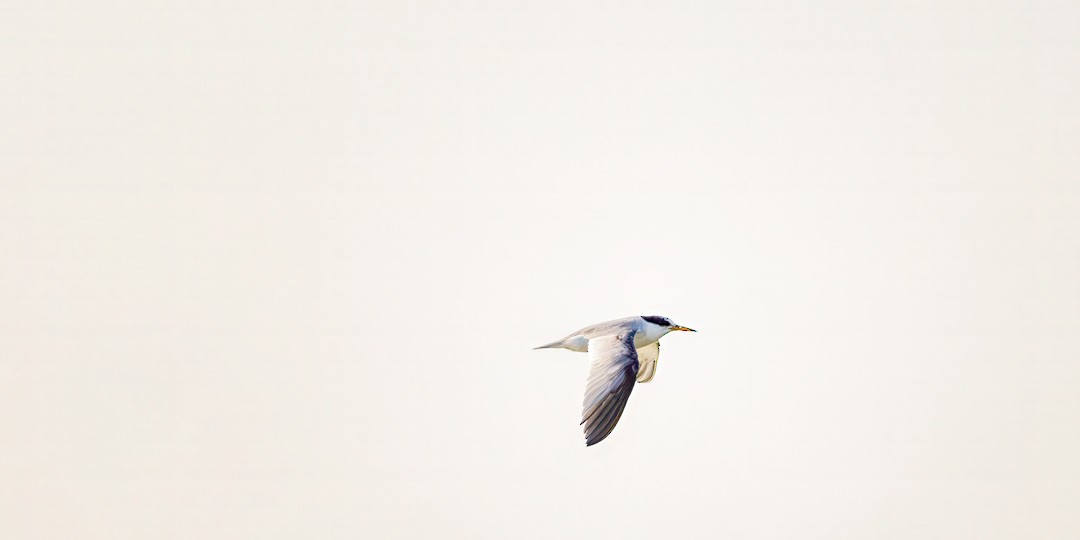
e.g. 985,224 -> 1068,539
641,315 -> 696,334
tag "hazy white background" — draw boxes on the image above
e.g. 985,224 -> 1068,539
2,1 -> 1078,538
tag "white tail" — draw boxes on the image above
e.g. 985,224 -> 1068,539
533,339 -> 566,350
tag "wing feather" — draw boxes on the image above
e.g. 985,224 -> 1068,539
580,332 -> 639,446
586,391 -> 631,446
635,341 -> 660,383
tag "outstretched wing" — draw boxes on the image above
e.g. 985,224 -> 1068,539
635,341 -> 660,383
581,332 -> 639,446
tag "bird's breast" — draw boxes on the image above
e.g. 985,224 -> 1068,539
632,332 -> 659,349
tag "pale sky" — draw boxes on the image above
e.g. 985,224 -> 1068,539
2,2 -> 1079,539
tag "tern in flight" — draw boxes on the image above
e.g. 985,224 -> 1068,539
535,315 -> 696,446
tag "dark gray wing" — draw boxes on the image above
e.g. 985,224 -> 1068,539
580,332 -> 639,446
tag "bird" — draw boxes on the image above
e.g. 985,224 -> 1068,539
535,315 -> 696,446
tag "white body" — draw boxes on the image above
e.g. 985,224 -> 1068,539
543,316 -> 671,353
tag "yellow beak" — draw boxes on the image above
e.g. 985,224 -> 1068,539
670,325 -> 696,332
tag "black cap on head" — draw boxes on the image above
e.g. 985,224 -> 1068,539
641,315 -> 671,326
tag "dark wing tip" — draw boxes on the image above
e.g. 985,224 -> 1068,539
583,387 -> 633,446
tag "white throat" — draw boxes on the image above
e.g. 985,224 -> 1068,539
634,319 -> 670,348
